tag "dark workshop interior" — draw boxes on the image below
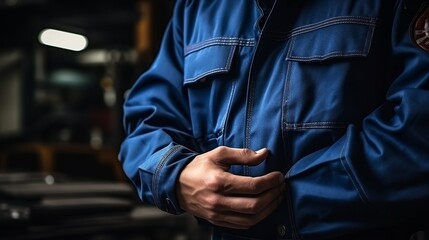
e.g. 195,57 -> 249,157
0,1 -> 427,240
0,0 -> 209,239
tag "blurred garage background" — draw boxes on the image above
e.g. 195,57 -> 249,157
0,0 -> 210,239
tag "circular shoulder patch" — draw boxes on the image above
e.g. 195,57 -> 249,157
413,5 -> 429,52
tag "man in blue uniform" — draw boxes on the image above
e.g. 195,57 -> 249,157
119,0 -> 429,239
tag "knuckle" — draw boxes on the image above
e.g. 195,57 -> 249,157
246,200 -> 262,213
204,175 -> 223,192
206,211 -> 221,222
247,179 -> 259,193
203,194 -> 222,208
215,146 -> 228,155
240,148 -> 254,157
194,154 -> 210,165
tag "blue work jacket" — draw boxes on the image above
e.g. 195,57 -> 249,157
120,0 -> 429,239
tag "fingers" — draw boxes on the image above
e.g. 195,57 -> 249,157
219,171 -> 285,195
202,181 -> 284,214
211,146 -> 269,166
199,146 -> 284,195
221,194 -> 284,229
198,187 -> 285,229
177,146 -> 287,229
223,182 -> 285,214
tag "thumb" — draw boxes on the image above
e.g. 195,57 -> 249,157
213,147 -> 269,166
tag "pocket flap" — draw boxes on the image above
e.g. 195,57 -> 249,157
286,16 -> 377,62
184,44 -> 236,84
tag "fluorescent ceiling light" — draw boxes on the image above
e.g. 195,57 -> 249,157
39,28 -> 88,51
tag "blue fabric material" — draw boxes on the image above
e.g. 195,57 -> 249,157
120,0 -> 429,239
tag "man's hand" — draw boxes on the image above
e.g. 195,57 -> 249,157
176,146 -> 285,229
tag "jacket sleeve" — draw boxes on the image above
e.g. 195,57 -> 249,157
287,1 -> 429,238
119,0 -> 198,214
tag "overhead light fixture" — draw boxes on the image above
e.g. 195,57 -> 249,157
39,28 -> 88,52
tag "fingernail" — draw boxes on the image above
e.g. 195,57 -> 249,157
255,148 -> 267,154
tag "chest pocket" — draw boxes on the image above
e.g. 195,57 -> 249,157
184,43 -> 236,84
183,42 -> 238,151
282,15 -> 383,164
286,16 -> 377,62
284,16 -> 380,129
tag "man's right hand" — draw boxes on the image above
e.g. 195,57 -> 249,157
176,146 -> 285,229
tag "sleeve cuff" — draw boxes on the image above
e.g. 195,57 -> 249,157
152,144 -> 198,214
